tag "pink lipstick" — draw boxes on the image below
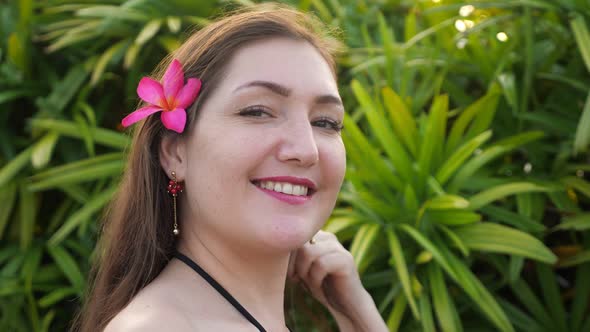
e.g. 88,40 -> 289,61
251,176 -> 316,205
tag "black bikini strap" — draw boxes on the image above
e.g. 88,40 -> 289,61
173,251 -> 267,332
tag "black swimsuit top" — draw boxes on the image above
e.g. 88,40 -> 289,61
174,251 -> 292,332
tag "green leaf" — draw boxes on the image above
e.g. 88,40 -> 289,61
469,182 -> 550,210
553,213 -> 590,231
419,294 -> 435,332
49,185 -> 118,246
573,91 -> 590,155
571,265 -> 590,332
28,159 -> 124,191
418,94 -> 448,175
0,182 -> 17,240
439,245 -> 514,332
558,250 -> 590,267
21,245 -> 42,292
350,223 -> 380,275
427,210 -> 481,226
46,25 -> 100,53
508,256 -> 524,283
378,12 -> 395,87
570,13 -> 590,73
386,228 -> 419,319
447,84 -> 501,153
343,114 -> 404,192
351,80 -> 412,181
31,132 -> 60,169
399,225 -> 455,279
136,19 -> 162,45
124,42 -> 141,69
157,36 -> 181,53
561,176 -> 590,199
38,287 -> 78,308
510,278 -> 554,328
19,185 -> 36,250
0,147 -> 33,188
323,216 -> 362,238
39,63 -> 89,114
481,205 -> 545,233
381,87 -> 418,156
454,223 -> 557,263
47,245 -> 85,293
449,131 -> 544,192
7,33 -> 26,72
436,130 -> 492,185
76,5 -> 148,21
387,292 -> 407,332
436,224 -> 469,257
30,119 -> 129,149
40,309 -> 56,332
536,264 -> 568,331
91,40 -> 127,86
0,89 -> 35,104
167,16 -> 181,33
498,298 -> 543,332
429,264 -> 463,332
424,195 -> 470,210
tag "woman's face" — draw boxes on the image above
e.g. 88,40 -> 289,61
179,38 -> 346,253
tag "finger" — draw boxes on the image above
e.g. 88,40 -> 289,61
293,238 -> 341,281
307,252 -> 350,292
293,242 -> 321,281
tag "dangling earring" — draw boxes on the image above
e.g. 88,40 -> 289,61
167,171 -> 183,236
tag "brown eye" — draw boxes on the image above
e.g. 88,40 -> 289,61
238,106 -> 272,118
313,118 -> 343,132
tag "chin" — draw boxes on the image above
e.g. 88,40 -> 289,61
261,216 -> 318,250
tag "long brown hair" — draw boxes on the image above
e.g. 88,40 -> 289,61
71,4 -> 340,331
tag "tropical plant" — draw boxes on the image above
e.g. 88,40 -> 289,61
1,0 -> 589,331
0,1 -> 217,330
319,0 -> 590,331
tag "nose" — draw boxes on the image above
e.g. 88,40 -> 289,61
276,117 -> 319,167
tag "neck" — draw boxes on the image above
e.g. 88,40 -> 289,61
176,225 -> 290,331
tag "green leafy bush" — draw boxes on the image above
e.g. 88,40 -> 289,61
0,0 -> 588,331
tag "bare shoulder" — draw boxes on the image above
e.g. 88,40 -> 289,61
103,284 -> 194,332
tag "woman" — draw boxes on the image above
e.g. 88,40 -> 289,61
73,4 -> 387,332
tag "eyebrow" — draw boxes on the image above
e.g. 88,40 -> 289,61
233,80 -> 343,109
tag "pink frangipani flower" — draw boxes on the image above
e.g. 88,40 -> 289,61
121,59 -> 201,133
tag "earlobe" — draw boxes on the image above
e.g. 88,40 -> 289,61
159,134 -> 187,180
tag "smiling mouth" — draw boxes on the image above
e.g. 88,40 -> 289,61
250,180 -> 315,197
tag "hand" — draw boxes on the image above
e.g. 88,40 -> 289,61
287,230 -> 387,332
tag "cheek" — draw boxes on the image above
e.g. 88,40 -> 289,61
320,138 -> 347,187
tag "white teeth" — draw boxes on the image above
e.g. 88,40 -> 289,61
282,183 -> 293,195
256,180 -> 310,196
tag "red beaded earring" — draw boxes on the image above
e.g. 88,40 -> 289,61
167,171 -> 183,236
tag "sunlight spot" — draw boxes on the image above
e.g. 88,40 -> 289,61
524,162 -> 532,174
497,32 -> 509,42
459,5 -> 475,17
456,38 -> 468,49
455,20 -> 467,32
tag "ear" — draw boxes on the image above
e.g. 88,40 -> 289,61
159,134 -> 187,181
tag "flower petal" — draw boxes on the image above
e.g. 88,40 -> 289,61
137,77 -> 166,108
121,105 -> 162,127
161,108 -> 186,133
162,59 -> 184,100
175,78 -> 202,109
